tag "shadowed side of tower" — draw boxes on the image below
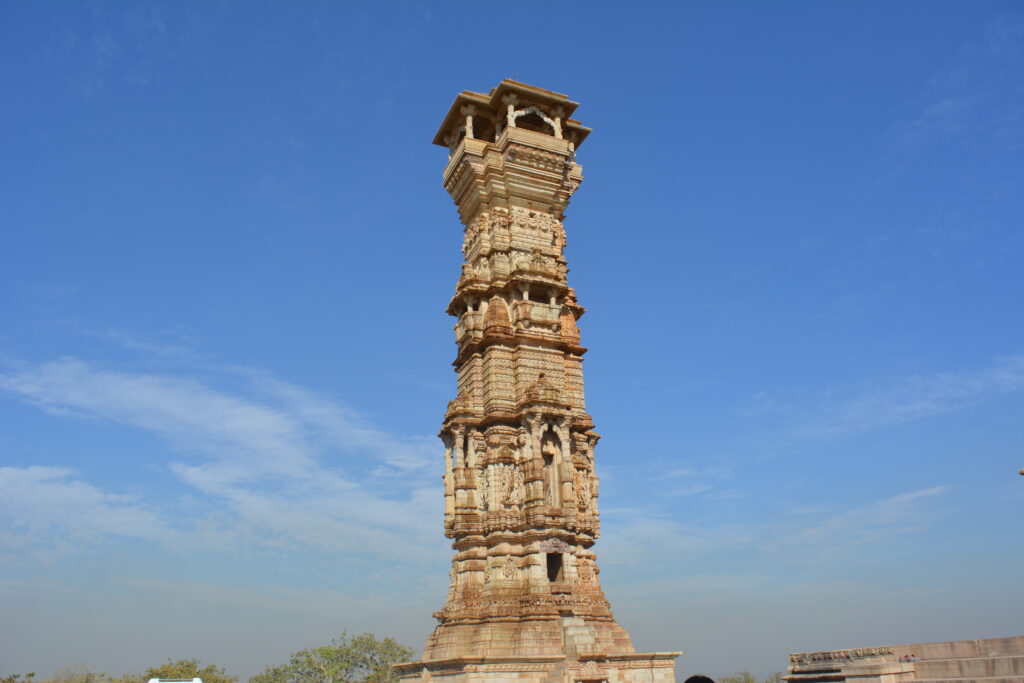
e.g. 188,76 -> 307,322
395,80 -> 680,683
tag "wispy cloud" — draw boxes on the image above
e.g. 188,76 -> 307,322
599,511 -> 730,568
0,349 -> 972,574
599,486 -> 947,574
654,468 -> 695,480
897,16 -> 1024,151
2,357 -> 320,477
0,466 -> 178,561
792,353 -> 1024,440
747,353 -> 1024,443
645,461 -> 734,499
0,357 -> 442,561
83,328 -> 203,360
769,486 -> 947,553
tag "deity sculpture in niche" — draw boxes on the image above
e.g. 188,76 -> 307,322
574,468 -> 592,509
480,469 -> 490,511
501,465 -> 523,507
540,430 -> 561,506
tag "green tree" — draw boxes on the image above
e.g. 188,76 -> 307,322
719,673 -> 784,683
2,675 -> 36,683
250,633 -> 413,683
114,660 -> 236,683
45,666 -> 112,683
719,673 -> 759,683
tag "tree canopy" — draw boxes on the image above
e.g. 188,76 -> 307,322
250,632 -> 414,683
123,659 -> 238,683
46,660 -> 238,683
5,634 -> 412,683
719,672 -> 784,683
3,675 -> 36,683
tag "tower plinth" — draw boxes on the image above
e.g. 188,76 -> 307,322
395,80 -> 680,683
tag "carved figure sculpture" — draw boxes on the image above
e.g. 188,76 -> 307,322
574,468 -> 592,509
501,464 -> 523,506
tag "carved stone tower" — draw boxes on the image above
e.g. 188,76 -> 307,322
395,81 -> 679,683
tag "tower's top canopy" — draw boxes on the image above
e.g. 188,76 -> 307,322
433,79 -> 591,150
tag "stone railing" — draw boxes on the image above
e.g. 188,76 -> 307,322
500,125 -> 571,154
513,301 -> 561,332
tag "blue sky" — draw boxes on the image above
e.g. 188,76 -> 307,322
2,1 -> 1023,679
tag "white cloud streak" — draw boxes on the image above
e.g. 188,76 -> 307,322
898,16 -> 1024,150
792,353 -> 1024,440
0,466 -> 177,560
0,357 -> 443,561
0,348 -> 972,570
768,486 -> 947,553
599,486 -> 947,573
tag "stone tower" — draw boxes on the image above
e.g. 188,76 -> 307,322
395,81 -> 679,683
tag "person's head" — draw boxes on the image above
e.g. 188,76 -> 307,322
685,675 -> 715,683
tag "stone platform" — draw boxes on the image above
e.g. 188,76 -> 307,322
394,650 -> 679,683
786,636 -> 1024,683
395,615 -> 678,683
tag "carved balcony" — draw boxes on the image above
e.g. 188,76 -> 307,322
455,310 -> 484,346
512,300 -> 561,335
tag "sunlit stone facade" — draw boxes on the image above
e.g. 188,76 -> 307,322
786,636 -> 1024,683
394,80 -> 680,683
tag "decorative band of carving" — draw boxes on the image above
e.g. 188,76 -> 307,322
790,647 -> 895,665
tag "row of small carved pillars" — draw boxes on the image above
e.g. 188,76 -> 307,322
443,418 -> 575,470
448,554 -> 592,588
445,98 -> 570,152
447,464 -> 588,512
458,288 -> 565,317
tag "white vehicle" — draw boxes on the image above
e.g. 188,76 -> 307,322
148,679 -> 202,683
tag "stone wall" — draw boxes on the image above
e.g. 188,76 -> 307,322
787,635 -> 1024,683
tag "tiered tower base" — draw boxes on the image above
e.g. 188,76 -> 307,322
395,613 -> 678,683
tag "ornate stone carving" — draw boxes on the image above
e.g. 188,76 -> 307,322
397,80 -> 678,683
501,464 -> 523,506
790,647 -> 896,666
539,538 -> 571,553
576,558 -> 596,584
480,467 -> 490,511
444,565 -> 457,609
574,468 -> 592,509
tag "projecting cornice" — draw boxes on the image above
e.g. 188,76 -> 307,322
433,79 -> 591,151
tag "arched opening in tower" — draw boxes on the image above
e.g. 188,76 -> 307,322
517,111 -> 552,135
546,552 -> 563,583
474,116 -> 496,142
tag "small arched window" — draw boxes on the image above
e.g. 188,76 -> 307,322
512,106 -> 558,136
